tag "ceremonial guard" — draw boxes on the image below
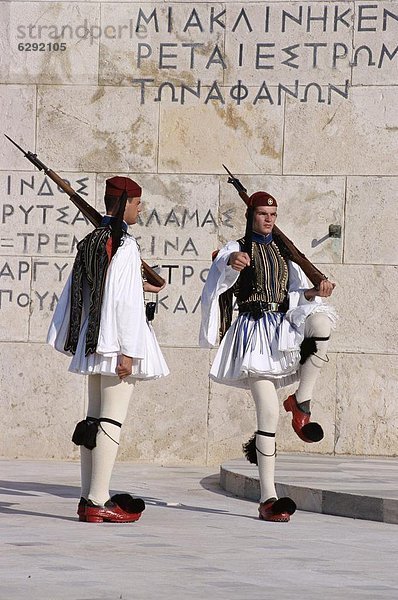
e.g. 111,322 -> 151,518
200,190 -> 336,522
48,176 -> 169,523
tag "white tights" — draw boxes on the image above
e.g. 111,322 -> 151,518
296,312 -> 331,405
80,374 -> 135,506
249,312 -> 332,502
249,378 -> 279,503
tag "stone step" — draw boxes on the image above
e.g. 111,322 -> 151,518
220,454 -> 398,524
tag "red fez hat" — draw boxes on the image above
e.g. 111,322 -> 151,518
105,176 -> 142,198
248,191 -> 277,208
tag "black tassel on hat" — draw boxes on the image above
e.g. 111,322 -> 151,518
110,190 -> 128,259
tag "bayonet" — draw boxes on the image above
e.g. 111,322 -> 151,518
222,163 -> 327,287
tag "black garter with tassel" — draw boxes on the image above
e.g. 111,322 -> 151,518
300,336 -> 330,365
242,433 -> 258,464
299,337 -> 318,364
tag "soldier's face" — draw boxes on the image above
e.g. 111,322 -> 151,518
252,206 -> 277,235
124,197 -> 142,225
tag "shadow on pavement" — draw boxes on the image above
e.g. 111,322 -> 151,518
200,473 -> 251,503
0,477 -> 257,522
0,480 -> 79,498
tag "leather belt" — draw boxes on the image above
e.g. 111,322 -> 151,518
238,300 -> 288,320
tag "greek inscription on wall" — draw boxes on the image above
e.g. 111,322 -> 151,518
0,172 -> 227,343
9,2 -> 398,103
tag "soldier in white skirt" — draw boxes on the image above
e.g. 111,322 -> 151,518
200,191 -> 336,522
48,176 -> 169,523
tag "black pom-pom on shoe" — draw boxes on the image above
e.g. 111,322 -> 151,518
301,422 -> 324,442
111,493 -> 145,514
271,497 -> 297,516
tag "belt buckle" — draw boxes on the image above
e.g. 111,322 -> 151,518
268,302 -> 279,312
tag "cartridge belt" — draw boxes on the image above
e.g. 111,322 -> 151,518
238,300 -> 288,320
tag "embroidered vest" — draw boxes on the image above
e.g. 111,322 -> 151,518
234,237 -> 288,307
218,236 -> 289,341
64,226 -> 114,356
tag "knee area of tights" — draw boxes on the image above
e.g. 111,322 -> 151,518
308,315 -> 331,338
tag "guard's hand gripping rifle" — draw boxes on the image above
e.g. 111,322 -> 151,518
5,134 -> 165,287
222,164 -> 327,288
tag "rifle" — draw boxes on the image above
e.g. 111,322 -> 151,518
222,165 -> 327,287
4,134 -> 165,287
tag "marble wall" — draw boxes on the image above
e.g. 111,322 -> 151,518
1,0 -> 397,463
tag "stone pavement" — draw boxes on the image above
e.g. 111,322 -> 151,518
1,457 -> 398,600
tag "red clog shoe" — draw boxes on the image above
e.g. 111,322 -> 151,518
258,497 -> 296,522
85,499 -> 143,523
77,494 -> 145,522
283,394 -> 324,443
